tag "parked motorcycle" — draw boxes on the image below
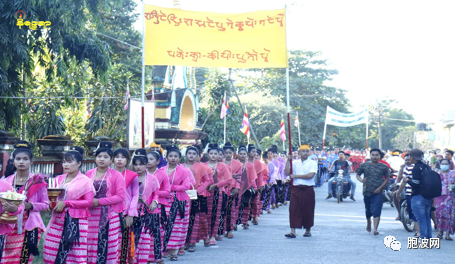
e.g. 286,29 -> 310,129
331,170 -> 351,203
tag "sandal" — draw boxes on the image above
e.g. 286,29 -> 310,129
285,233 -> 296,238
303,232 -> 312,237
374,231 -> 379,236
210,239 -> 217,245
446,236 -> 453,241
243,224 -> 249,230
437,233 -> 443,239
215,235 -> 223,241
204,241 -> 211,247
233,225 -> 237,231
188,244 -> 196,252
395,216 -> 401,221
162,252 -> 169,258
227,232 -> 234,239
156,260 -> 165,264
177,249 -> 185,256
170,255 -> 178,261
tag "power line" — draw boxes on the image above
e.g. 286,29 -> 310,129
382,117 -> 417,123
96,32 -> 141,50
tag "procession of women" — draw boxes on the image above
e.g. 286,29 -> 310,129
0,140 -> 294,263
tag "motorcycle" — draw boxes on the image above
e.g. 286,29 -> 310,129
331,170 -> 351,203
382,174 -> 397,207
399,192 -> 415,232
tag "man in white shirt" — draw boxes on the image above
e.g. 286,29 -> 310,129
284,144 -> 318,238
387,150 -> 404,192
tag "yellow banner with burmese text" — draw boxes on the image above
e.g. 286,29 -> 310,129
144,5 -> 287,68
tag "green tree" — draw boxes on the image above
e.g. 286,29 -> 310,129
199,69 -> 244,145
236,50 -> 360,148
391,126 -> 417,150
0,0 -> 113,133
369,99 -> 415,150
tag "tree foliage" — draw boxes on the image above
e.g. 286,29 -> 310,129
235,50 -> 362,148
369,99 -> 415,150
199,69 -> 244,145
0,0 -> 113,132
0,0 -> 144,146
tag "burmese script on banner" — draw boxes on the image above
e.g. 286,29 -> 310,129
144,5 -> 287,68
325,106 -> 369,127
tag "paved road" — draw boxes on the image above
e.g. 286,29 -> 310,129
175,176 -> 453,264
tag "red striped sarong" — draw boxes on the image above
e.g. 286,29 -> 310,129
87,207 -> 121,264
1,215 -> 40,264
189,212 -> 208,244
164,198 -> 190,250
251,194 -> 261,218
43,211 -> 88,263
206,188 -> 223,238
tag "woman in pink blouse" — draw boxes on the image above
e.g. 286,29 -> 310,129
113,148 -> 139,262
0,179 -> 24,263
182,145 -> 213,251
85,142 -> 126,264
236,145 -> 257,230
43,146 -> 95,263
161,145 -> 191,261
222,142 -> 242,238
205,143 -> 234,246
130,149 -> 162,264
146,150 -> 170,263
2,141 -> 49,264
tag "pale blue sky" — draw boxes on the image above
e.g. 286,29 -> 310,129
134,0 -> 455,123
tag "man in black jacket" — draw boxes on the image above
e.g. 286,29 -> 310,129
408,149 -> 433,239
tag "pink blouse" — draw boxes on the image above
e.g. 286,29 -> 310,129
5,173 -> 49,231
205,162 -> 234,194
85,167 -> 127,214
162,166 -> 191,201
55,171 -> 95,219
121,169 -> 139,217
143,172 -> 160,214
154,168 -> 171,205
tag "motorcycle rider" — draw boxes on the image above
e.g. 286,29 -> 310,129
387,149 -> 404,190
326,151 -> 356,201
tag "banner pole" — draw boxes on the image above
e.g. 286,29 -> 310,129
141,1 -> 146,148
322,106 -> 328,148
286,68 -> 293,180
285,5 -> 292,185
297,113 -> 302,146
366,111 -> 369,149
224,111 -> 226,144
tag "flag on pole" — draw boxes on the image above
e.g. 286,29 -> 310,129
294,111 -> 299,127
240,106 -> 250,139
124,86 -> 130,110
280,117 -> 286,141
220,91 -> 229,119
